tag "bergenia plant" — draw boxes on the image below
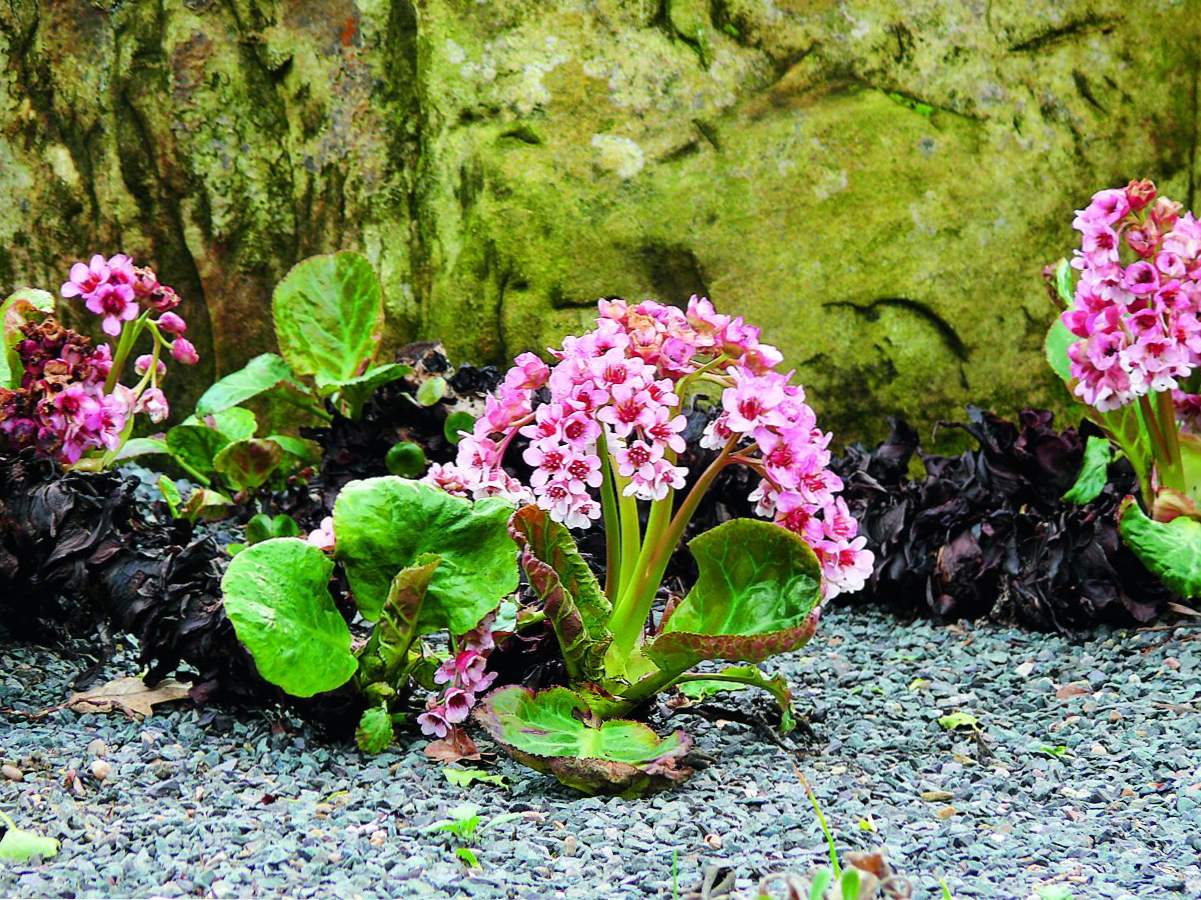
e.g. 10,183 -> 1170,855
427,296 -> 872,794
0,255 -> 197,469
219,477 -> 517,754
1047,179 -> 1201,599
191,252 -> 410,423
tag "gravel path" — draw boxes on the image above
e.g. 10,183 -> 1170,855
2,605 -> 1199,899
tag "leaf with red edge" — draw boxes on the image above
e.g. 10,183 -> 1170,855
475,685 -> 692,797
509,506 -> 611,683
646,519 -> 823,679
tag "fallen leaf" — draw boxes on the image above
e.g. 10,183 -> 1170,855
921,790 -> 954,802
1054,682 -> 1091,700
443,767 -> 506,788
937,712 -> 980,731
1167,601 -> 1201,618
0,812 -> 59,863
424,727 -> 481,764
66,677 -> 191,720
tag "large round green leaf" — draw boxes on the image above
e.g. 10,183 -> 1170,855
221,537 -> 357,697
475,686 -> 692,796
272,252 -> 384,388
646,519 -> 823,676
1118,498 -> 1201,599
333,477 -> 518,626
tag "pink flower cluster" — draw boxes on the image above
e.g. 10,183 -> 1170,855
417,617 -> 498,739
61,253 -> 198,364
0,318 -> 128,464
425,297 -> 873,598
1063,181 -> 1201,425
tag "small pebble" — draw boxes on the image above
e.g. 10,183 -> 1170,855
91,759 -> 112,781
1,764 -> 23,782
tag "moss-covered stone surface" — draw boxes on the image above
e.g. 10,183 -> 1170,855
1,0 -> 1198,435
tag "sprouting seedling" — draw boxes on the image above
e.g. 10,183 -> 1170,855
800,774 -> 840,878
426,803 -> 522,869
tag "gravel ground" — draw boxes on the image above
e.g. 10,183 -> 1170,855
2,605 -> 1199,899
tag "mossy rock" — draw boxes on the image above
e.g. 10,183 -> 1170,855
0,0 -> 1198,439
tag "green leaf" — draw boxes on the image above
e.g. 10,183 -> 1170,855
443,767 -> 508,788
355,555 -> 441,686
1053,257 -> 1075,306
113,437 -> 170,461
416,375 -> 448,407
675,665 -> 796,733
0,812 -> 59,862
455,847 -> 481,868
245,513 -> 302,545
195,353 -> 300,416
166,408 -> 257,476
645,519 -> 822,677
385,441 -> 428,478
444,411 -> 475,446
475,686 -> 693,796
180,488 -> 233,523
428,803 -> 481,841
333,362 -> 412,418
333,477 -> 518,625
221,537 -> 357,697
213,438 -> 286,492
1063,435 -> 1113,504
267,434 -> 323,468
158,476 -> 182,517
272,252 -> 384,388
0,288 -> 54,389
938,711 -> 980,731
355,706 -> 394,754
1118,498 -> 1201,598
1045,317 -> 1076,385
808,869 -> 833,900
508,505 -> 612,683
839,868 -> 862,900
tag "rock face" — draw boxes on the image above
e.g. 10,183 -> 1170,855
1,0 -> 1198,435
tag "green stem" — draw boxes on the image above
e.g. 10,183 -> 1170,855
1156,389 -> 1184,491
614,471 -> 641,591
103,312 -> 149,394
1138,395 -> 1177,491
608,438 -> 735,657
596,431 -> 623,601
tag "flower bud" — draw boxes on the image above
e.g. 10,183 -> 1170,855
156,312 -> 187,335
171,338 -> 199,365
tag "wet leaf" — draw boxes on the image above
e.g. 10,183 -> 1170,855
444,411 -> 475,445
475,686 -> 693,796
509,505 -> 612,683
385,441 -> 428,477
66,676 -> 191,720
221,537 -> 357,697
0,288 -> 54,388
646,519 -> 822,677
1062,436 -> 1113,505
355,556 -> 441,686
444,767 -> 507,788
113,437 -> 169,462
334,477 -> 517,624
213,438 -> 287,492
1045,317 -> 1076,384
195,353 -> 300,416
355,706 -> 394,754
675,665 -> 796,733
333,363 -> 412,417
273,252 -> 384,388
937,712 -> 979,731
1118,498 -> 1201,598
416,375 -> 447,407
0,812 -> 59,863
245,513 -> 302,546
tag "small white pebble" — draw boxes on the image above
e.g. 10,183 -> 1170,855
87,739 -> 108,758
1,764 -> 23,782
91,759 -> 112,781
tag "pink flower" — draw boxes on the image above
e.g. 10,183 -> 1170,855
504,352 -> 550,391
135,387 -> 169,423
170,338 -> 199,365
615,439 -> 664,482
61,255 -> 109,299
156,312 -> 187,335
597,382 -> 655,437
417,705 -> 450,739
816,536 -> 874,598
85,283 -> 139,336
307,516 -> 336,552
721,368 -> 785,433
442,688 -> 474,724
135,354 -> 167,379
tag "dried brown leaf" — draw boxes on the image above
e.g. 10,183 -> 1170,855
424,727 -> 481,764
66,676 -> 191,720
